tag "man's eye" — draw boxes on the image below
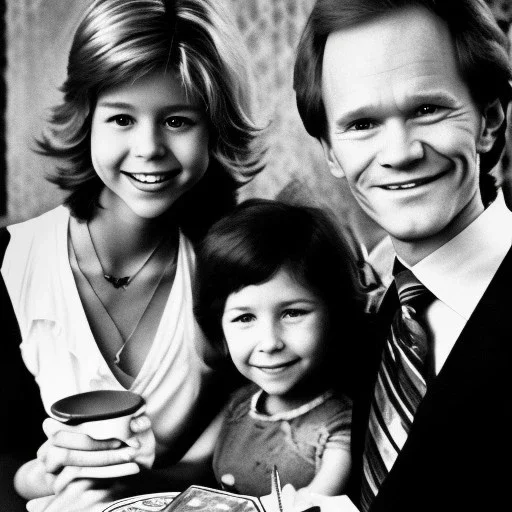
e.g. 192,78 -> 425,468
232,314 -> 254,324
416,105 -> 438,116
165,117 -> 190,129
349,119 -> 374,131
110,115 -> 133,127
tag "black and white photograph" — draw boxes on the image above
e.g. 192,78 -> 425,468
1,1 -> 512,511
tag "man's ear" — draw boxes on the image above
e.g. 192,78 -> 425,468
477,98 -> 505,154
320,138 -> 345,178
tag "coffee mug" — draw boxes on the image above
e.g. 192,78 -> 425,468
50,390 -> 145,478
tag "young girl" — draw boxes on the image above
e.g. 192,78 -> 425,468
0,0 -> 263,508
195,199 -> 364,497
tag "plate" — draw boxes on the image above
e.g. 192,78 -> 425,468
102,491 -> 179,511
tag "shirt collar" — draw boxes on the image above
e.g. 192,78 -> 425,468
407,192 -> 512,320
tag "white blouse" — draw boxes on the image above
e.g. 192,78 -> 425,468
2,205 -> 216,457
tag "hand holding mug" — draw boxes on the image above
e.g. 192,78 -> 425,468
38,390 -> 155,492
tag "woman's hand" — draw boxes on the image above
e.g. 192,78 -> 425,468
37,412 -> 156,493
13,458 -> 55,500
125,413 -> 156,469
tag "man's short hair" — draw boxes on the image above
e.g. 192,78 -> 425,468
294,0 -> 512,177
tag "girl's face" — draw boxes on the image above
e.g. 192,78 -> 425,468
90,70 -> 210,220
221,267 -> 330,412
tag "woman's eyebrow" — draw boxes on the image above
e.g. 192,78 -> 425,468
96,101 -> 203,113
223,306 -> 252,314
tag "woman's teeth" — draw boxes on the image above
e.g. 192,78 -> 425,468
130,173 -> 168,183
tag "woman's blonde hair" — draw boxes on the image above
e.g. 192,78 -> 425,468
38,0 -> 264,234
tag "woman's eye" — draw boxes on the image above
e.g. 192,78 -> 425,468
165,117 -> 191,129
416,105 -> 438,117
232,313 -> 254,324
110,115 -> 133,127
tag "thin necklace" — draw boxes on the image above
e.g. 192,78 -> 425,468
70,229 -> 177,367
86,221 -> 164,290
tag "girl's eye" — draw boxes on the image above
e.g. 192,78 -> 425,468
165,116 -> 191,129
348,119 -> 375,131
416,105 -> 438,117
282,309 -> 308,319
232,313 -> 255,324
110,115 -> 133,127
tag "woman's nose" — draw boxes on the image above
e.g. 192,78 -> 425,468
134,123 -> 167,159
377,120 -> 424,169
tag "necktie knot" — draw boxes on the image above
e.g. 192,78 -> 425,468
392,267 -> 434,363
395,268 -> 433,310
392,258 -> 434,312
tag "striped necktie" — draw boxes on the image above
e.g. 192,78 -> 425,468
360,264 -> 434,511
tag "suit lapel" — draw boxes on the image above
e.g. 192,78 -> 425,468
371,246 -> 512,510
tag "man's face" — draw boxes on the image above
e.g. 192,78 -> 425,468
321,5 -> 498,262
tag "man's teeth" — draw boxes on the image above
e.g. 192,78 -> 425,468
386,182 -> 417,190
131,173 -> 167,183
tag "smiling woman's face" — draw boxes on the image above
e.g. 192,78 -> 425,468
90,70 -> 209,221
221,267 -> 330,412
321,5 -> 496,262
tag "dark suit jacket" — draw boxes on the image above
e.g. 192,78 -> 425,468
348,246 -> 512,512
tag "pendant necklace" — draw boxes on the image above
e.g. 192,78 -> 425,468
71,220 -> 178,368
86,221 -> 164,289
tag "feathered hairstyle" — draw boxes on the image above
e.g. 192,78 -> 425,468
37,0 -> 265,239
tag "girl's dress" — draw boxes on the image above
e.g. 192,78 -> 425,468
213,383 -> 352,496
1,205 -> 219,459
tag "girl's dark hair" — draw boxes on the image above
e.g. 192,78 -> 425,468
36,0 -> 264,236
195,198 -> 365,391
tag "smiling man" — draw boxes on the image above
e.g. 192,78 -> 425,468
294,1 -> 512,511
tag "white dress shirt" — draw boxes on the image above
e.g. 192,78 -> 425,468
404,193 -> 512,374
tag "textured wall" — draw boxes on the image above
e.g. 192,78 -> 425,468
5,0 -> 88,223
3,0 -> 381,250
233,0 -> 326,199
